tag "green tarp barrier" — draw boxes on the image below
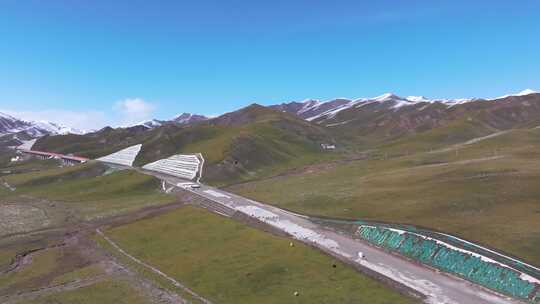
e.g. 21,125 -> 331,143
357,226 -> 538,302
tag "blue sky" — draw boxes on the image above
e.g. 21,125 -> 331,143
0,0 -> 539,130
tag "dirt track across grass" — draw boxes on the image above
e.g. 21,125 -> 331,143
0,197 -> 191,304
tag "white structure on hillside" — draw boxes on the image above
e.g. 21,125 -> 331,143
142,154 -> 204,181
97,144 -> 142,167
321,143 -> 336,150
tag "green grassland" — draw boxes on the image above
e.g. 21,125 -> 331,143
228,128 -> 540,266
102,205 -> 417,304
0,247 -> 63,292
4,103 -> 539,301
50,263 -> 105,286
3,161 -> 108,187
0,239 -> 104,297
0,149 -> 16,168
15,279 -> 152,304
0,158 -> 61,177
1,161 -> 175,223
0,245 -> 151,304
0,235 -> 59,273
0,249 -> 16,270
376,117 -> 498,154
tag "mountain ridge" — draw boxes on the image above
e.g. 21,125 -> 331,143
130,112 -> 209,129
270,89 -> 538,122
0,112 -> 83,137
4,89 -> 536,138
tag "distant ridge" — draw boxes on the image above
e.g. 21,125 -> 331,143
270,89 -> 538,122
128,113 -> 209,130
0,111 -> 83,137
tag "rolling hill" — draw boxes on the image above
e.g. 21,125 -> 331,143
33,104 -> 336,185
28,89 -> 540,185
273,90 -> 540,152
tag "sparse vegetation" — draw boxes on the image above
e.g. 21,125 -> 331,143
1,162 -> 175,231
0,160 -> 169,226
15,279 -> 153,304
0,158 -> 61,177
0,247 -> 62,292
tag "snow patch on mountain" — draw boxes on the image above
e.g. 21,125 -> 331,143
137,119 -> 163,129
31,121 -> 84,135
373,93 -> 400,102
518,89 -> 538,95
491,89 -> 538,100
0,112 -> 83,137
277,89 -> 537,122
406,96 -> 430,103
305,99 -> 363,121
172,113 -> 208,124
297,99 -> 323,114
126,113 -> 209,129
0,112 -> 19,120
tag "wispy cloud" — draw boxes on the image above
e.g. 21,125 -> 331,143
114,98 -> 156,126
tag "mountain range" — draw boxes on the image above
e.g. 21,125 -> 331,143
271,89 -> 538,122
2,89 -> 536,140
0,111 -> 210,140
136,113 -> 209,129
271,89 -> 540,150
5,88 -> 540,185
0,112 -> 84,137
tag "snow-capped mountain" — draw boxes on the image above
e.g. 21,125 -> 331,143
271,98 -> 352,121
172,113 -> 209,124
137,119 -> 163,129
0,112 -> 83,137
129,113 -> 209,130
271,89 -> 538,122
29,121 -> 84,136
268,88 -> 540,143
0,112 -> 32,135
491,89 -> 538,100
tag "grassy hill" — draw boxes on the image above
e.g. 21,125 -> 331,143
34,104 -> 338,185
4,96 -> 540,302
24,96 -> 540,264
320,93 -> 540,152
32,126 -> 155,159
228,127 -> 540,266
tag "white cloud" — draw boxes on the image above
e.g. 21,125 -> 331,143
114,98 -> 156,125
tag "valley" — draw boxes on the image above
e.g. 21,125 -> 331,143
3,2 -> 539,302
